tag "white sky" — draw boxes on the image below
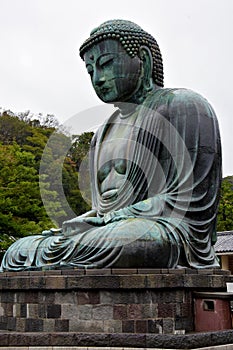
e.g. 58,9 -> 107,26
0,0 -> 232,176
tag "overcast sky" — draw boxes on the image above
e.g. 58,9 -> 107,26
0,0 -> 232,176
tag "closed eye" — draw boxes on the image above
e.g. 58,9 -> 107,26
98,54 -> 114,67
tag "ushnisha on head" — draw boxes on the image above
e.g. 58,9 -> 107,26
79,19 -> 164,89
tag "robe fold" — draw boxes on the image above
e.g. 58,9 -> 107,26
0,88 -> 221,271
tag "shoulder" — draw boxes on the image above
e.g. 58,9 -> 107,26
159,88 -> 217,120
161,88 -> 211,106
145,87 -> 213,110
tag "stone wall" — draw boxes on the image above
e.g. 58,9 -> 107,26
0,268 -> 232,337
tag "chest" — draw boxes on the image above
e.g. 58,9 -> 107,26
98,114 -> 136,167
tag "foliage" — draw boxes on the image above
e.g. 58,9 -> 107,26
69,132 -> 94,170
0,110 -> 92,253
0,143 -> 54,246
217,176 -> 233,231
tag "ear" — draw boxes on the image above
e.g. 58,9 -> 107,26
138,46 -> 154,91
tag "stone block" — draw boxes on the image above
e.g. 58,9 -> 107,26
85,268 -> 111,275
168,269 -> 186,275
122,320 -> 134,333
100,290 -> 137,304
175,315 -> 194,331
180,302 -> 192,317
0,333 -> 8,346
7,317 -> 16,331
135,319 -> 148,333
215,269 -> 231,275
45,276 -> 66,289
137,268 -> 162,274
77,290 -> 100,305
55,291 -> 78,304
0,316 -> 8,330
38,291 -> 55,304
61,304 -> 80,319
55,319 -> 69,332
27,303 -> 39,318
16,291 -> 26,303
142,274 -> 164,288
24,291 -> 39,304
161,274 -> 184,288
163,318 -> 174,334
61,268 -> 85,275
78,305 -> 92,320
9,333 -> 51,346
25,318 -> 43,332
47,304 -> 61,318
38,303 -> 46,318
119,275 -> 146,288
44,270 -> 62,275
30,270 -> 45,276
197,269 -> 214,275
69,319 -> 104,332
16,318 -> 26,332
2,303 -> 13,317
109,333 -> 146,348
13,303 -> 21,317
158,303 -> 176,318
111,268 -> 138,275
0,292 -> 14,303
13,277 -> 30,289
66,275 -> 120,289
104,319 -> 122,333
93,305 -> 113,320
141,303 -> 158,318
30,276 -> 45,289
127,304 -> 142,319
113,304 -> 127,320
43,318 -> 55,332
73,332 -> 110,347
211,275 -> 228,288
20,304 -> 27,318
183,274 -> 208,288
174,290 -> 186,303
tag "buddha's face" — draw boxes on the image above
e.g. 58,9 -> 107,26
84,39 -> 142,103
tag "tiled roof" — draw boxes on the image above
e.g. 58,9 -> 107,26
215,231 -> 233,253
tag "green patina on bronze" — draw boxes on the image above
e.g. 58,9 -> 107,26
80,20 -> 164,88
0,19 -> 222,271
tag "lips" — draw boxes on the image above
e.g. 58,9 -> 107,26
100,87 -> 111,94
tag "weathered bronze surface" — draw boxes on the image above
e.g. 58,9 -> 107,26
1,20 -> 222,271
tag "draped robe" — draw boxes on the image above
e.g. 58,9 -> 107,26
1,88 -> 221,271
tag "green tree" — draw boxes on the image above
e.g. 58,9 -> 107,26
0,143 -> 55,252
69,132 -> 94,170
217,176 -> 233,231
0,109 -> 93,254
0,112 -> 31,145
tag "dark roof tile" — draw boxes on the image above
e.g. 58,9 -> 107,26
215,231 -> 233,253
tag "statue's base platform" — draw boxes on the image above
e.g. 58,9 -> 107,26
0,268 -> 233,349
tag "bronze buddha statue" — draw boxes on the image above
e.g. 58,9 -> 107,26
1,20 -> 222,271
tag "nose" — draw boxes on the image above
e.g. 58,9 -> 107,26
93,69 -> 106,87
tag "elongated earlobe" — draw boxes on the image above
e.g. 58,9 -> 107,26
139,47 -> 154,91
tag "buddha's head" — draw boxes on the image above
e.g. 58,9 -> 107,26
79,20 -> 164,104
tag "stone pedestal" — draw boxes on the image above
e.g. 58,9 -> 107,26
0,268 -> 233,348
